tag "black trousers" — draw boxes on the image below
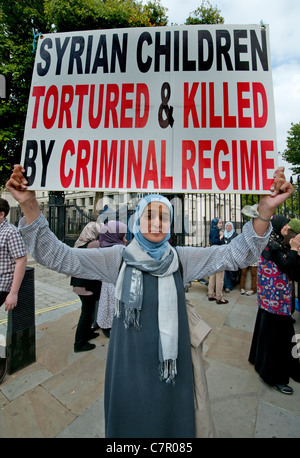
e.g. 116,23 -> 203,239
74,294 -> 98,349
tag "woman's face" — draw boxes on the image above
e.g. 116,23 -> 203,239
281,223 -> 291,237
139,201 -> 171,243
226,223 -> 232,231
217,219 -> 223,229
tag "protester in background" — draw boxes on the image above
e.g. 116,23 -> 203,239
0,198 -> 27,311
208,218 -> 228,304
249,215 -> 300,395
240,261 -> 259,296
97,221 -> 127,338
70,222 -> 102,352
223,221 -> 239,293
6,164 -> 294,437
0,197 -> 27,384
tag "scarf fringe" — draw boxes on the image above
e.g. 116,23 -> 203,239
124,308 -> 141,330
159,359 -> 177,385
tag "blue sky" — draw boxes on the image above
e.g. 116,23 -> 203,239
156,0 -> 300,177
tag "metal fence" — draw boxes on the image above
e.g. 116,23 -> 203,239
11,178 -> 300,248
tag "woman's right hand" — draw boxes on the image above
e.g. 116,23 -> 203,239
6,165 -> 40,224
6,164 -> 31,197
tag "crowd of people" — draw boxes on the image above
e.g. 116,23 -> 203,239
1,164 -> 300,437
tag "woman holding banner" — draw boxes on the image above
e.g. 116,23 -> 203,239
5,165 -> 294,438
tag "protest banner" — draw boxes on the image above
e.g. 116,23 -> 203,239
21,24 -> 277,193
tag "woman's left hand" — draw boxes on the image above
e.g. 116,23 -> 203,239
258,167 -> 294,220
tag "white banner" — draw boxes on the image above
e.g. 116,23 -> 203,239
21,24 -> 277,193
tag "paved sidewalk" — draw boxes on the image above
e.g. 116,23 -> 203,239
0,261 -> 299,438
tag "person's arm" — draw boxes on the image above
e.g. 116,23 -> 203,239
6,166 -> 125,284
178,220 -> 271,285
5,165 -> 40,225
270,234 -> 300,273
4,255 -> 27,311
17,212 -> 123,284
209,229 -> 221,245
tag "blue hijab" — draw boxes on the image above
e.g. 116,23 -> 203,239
224,221 -> 234,239
211,217 -> 221,230
132,194 -> 173,260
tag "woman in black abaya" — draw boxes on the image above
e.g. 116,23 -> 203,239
249,215 -> 300,394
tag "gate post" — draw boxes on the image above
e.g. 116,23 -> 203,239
49,191 -> 65,241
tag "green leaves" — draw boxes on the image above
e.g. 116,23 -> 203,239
0,0 -> 168,188
282,122 -> 300,175
185,0 -> 224,25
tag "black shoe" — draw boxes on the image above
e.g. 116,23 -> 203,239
272,384 -> 293,395
216,299 -> 229,304
0,358 -> 7,384
208,297 -> 216,301
74,343 -> 96,353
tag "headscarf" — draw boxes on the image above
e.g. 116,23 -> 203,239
99,221 -> 127,248
284,218 -> 300,247
289,218 -> 300,234
224,221 -> 234,239
132,194 -> 173,261
115,194 -> 179,384
262,214 -> 290,258
74,222 -> 101,248
210,217 -> 221,231
270,215 -> 289,240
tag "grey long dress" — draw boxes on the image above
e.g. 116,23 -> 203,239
19,213 -> 271,437
105,268 -> 195,437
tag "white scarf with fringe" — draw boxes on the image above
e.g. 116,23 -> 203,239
115,238 -> 179,384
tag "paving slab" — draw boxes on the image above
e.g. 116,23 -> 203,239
255,401 -> 300,438
0,385 -> 75,438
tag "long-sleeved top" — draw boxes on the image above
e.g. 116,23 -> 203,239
209,226 -> 224,246
18,213 -> 271,286
257,237 -> 299,316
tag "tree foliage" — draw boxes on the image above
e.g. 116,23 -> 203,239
282,122 -> 300,175
0,0 -> 48,186
0,0 -> 167,188
185,0 -> 224,25
44,0 -> 168,32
